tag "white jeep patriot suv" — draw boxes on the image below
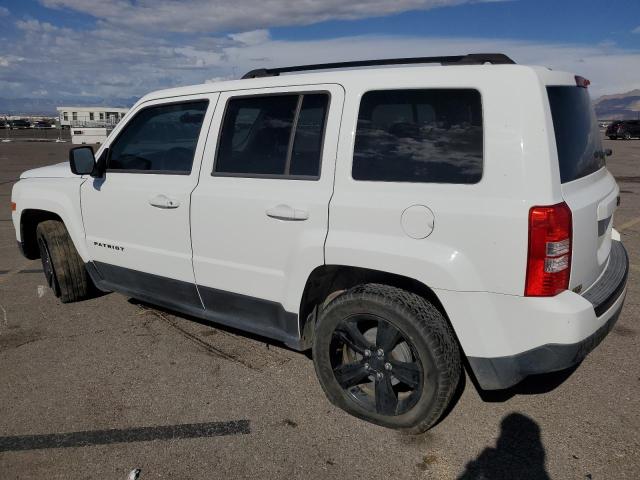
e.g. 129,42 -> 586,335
11,54 -> 629,432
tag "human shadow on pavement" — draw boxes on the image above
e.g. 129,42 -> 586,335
457,412 -> 550,480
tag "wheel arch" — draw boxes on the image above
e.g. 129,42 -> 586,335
298,264 -> 449,348
13,178 -> 89,262
19,209 -> 64,259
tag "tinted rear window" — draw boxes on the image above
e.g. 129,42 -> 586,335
547,86 -> 604,183
214,93 -> 328,178
352,89 -> 483,183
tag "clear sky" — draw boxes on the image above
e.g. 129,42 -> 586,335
0,0 -> 639,103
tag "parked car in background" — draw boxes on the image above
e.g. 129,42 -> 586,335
33,120 -> 53,129
9,119 -> 31,129
606,120 -> 640,140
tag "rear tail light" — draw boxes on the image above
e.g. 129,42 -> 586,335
525,202 -> 572,296
10,202 -> 16,211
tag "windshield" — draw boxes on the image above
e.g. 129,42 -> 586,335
547,86 -> 604,183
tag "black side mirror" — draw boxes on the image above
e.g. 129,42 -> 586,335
69,146 -> 95,175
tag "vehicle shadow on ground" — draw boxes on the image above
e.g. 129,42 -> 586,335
470,364 -> 579,403
127,298 -> 299,352
457,412 -> 550,480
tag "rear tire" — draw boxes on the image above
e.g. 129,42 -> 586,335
608,136 -> 617,140
36,220 -> 90,303
312,283 -> 461,433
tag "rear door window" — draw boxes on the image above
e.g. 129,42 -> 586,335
547,86 -> 604,183
352,89 -> 483,183
214,93 -> 329,179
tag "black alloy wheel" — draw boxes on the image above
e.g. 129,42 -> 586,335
331,314 -> 423,416
313,283 -> 461,432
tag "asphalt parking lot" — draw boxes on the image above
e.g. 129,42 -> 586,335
0,139 -> 638,479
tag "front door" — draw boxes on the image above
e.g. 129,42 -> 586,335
190,85 -> 344,344
81,94 -> 218,308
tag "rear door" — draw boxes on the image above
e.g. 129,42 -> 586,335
190,84 -> 344,341
547,85 -> 619,293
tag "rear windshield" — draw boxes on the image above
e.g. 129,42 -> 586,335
547,86 -> 604,183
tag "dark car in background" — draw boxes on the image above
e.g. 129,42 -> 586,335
606,120 -> 640,140
9,119 -> 32,129
33,120 -> 53,129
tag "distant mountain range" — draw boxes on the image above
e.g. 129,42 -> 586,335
0,96 -> 138,116
594,89 -> 640,120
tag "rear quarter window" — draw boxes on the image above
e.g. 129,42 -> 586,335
547,86 -> 604,183
352,89 -> 483,183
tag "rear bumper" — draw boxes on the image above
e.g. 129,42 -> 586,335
467,299 -> 624,390
440,241 -> 629,390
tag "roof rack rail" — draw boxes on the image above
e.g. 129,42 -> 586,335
241,53 -> 515,79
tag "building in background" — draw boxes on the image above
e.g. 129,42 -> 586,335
56,106 -> 129,144
56,106 -> 129,128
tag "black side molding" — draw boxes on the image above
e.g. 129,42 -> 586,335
86,261 -> 303,350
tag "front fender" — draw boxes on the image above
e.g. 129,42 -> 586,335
11,177 -> 89,261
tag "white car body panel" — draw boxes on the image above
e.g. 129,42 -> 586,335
11,177 -> 90,261
560,166 -> 618,291
326,66 -> 556,295
20,162 -> 77,179
191,84 -> 344,314
80,93 -> 219,284
437,285 -> 626,359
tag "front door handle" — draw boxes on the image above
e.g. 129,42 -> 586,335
149,194 -> 180,209
266,204 -> 309,221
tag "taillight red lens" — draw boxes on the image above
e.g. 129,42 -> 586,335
525,202 -> 572,296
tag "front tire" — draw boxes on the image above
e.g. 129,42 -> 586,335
36,220 -> 90,303
312,284 -> 461,433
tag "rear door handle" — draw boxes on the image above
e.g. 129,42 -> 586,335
266,204 -> 309,221
149,194 -> 180,209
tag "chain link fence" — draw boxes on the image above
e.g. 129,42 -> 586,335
1,127 -> 71,142
1,115 -> 71,142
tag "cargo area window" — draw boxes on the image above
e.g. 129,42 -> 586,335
107,101 -> 208,174
214,93 -> 329,179
547,86 -> 604,183
352,89 -> 483,183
